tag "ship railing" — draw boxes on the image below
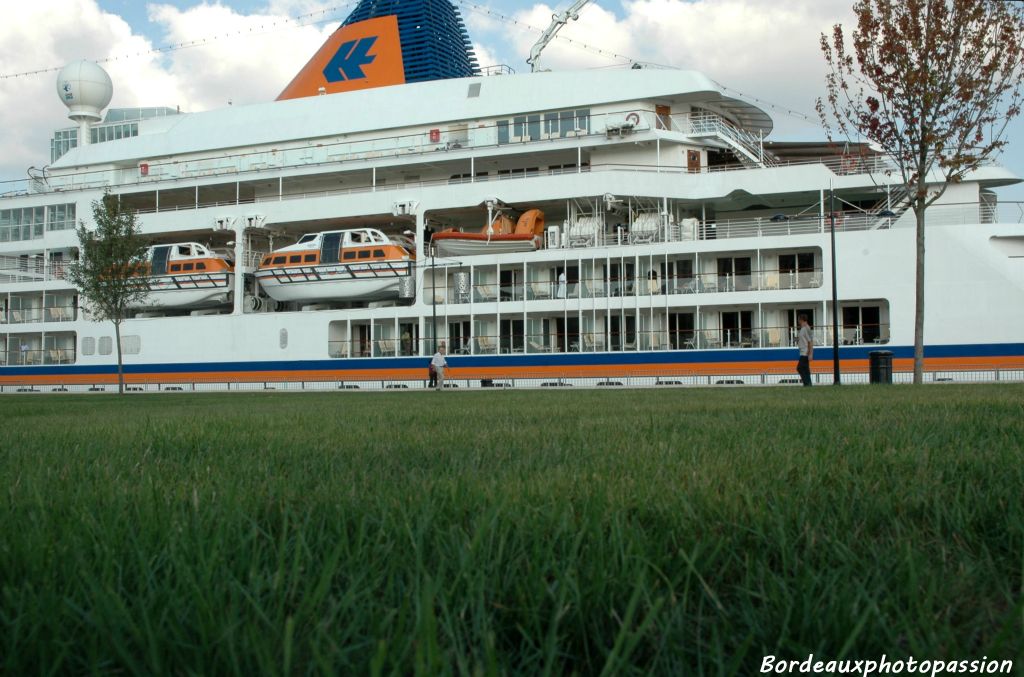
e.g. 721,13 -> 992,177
5,97 -> 1007,202
239,250 -> 268,269
319,324 -> 892,359
0,304 -> 78,324
0,257 -> 69,283
450,269 -> 823,306
0,346 -> 76,366
679,112 -> 776,167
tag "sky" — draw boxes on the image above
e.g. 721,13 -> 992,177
0,0 -> 1021,202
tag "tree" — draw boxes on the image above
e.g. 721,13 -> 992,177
818,0 -> 1024,383
66,193 -> 150,394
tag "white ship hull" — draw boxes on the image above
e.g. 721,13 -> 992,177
1,67 -> 1021,386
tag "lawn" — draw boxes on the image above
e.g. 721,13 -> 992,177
1,385 -> 1022,675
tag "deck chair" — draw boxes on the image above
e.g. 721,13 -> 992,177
647,332 -> 664,350
583,278 -> 605,298
582,333 -> 605,352
766,328 -> 781,348
377,339 -> 396,356
761,272 -> 779,290
529,339 -> 552,353
530,282 -> 551,299
704,331 -> 722,350
476,335 -> 497,354
475,284 -> 497,302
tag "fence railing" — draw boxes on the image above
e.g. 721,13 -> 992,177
2,362 -> 1018,394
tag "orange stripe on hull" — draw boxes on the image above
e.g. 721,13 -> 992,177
3,355 -> 1022,388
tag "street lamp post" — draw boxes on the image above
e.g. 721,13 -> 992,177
829,188 -> 841,385
431,243 -> 437,354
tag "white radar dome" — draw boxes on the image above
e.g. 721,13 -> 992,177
56,60 -> 113,122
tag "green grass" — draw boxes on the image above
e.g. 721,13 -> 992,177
1,385 -> 1023,675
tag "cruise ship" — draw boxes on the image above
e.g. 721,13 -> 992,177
1,0 -> 1022,390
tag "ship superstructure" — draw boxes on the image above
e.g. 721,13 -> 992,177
1,3 -> 1022,389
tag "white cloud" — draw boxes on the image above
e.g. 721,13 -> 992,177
143,2 -> 334,109
0,0 -> 334,185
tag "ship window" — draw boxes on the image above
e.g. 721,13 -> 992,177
304,254 -> 317,262
262,256 -> 271,265
467,82 -> 481,98
289,255 -> 302,263
177,246 -> 191,255
170,264 -> 181,272
279,328 -> 288,349
497,120 -> 509,144
513,116 -> 526,139
527,114 -> 541,141
182,263 -> 194,271
272,256 -> 286,264
373,249 -> 385,258
196,262 -> 206,270
297,234 -> 316,244
120,335 -> 141,355
779,252 -> 815,274
575,109 -> 590,132
358,250 -> 371,259
81,337 -> 95,356
560,110 -> 574,136
544,113 -> 559,137
98,336 -> 113,355
343,251 -> 356,260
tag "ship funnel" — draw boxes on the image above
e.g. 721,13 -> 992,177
56,61 -> 113,147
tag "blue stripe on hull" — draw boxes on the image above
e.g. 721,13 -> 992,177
2,343 -> 1023,378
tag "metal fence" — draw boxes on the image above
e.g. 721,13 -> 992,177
3,365 -> 1020,394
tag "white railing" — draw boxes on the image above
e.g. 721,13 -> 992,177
0,106 -> 881,199
684,112 -> 771,166
0,258 -> 69,283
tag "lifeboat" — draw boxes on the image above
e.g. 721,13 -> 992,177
432,208 -> 545,256
136,242 -> 234,309
255,228 -> 414,302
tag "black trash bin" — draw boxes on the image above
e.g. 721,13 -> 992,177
868,350 -> 893,384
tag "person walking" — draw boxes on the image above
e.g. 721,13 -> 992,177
796,314 -> 813,387
431,342 -> 448,391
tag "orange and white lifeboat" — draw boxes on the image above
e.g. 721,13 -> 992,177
138,242 -> 234,309
255,228 -> 415,302
432,209 -> 545,256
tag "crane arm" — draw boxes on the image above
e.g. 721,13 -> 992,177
526,0 -> 592,72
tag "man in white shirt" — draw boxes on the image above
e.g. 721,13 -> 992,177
431,342 -> 449,391
796,314 -> 813,387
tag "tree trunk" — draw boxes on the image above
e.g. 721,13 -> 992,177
114,319 -> 125,395
913,205 -> 926,385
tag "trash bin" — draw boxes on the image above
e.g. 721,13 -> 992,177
868,350 -> 893,384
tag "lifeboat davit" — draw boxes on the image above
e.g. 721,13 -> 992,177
432,209 -> 545,256
255,228 -> 415,302
136,242 -> 234,309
